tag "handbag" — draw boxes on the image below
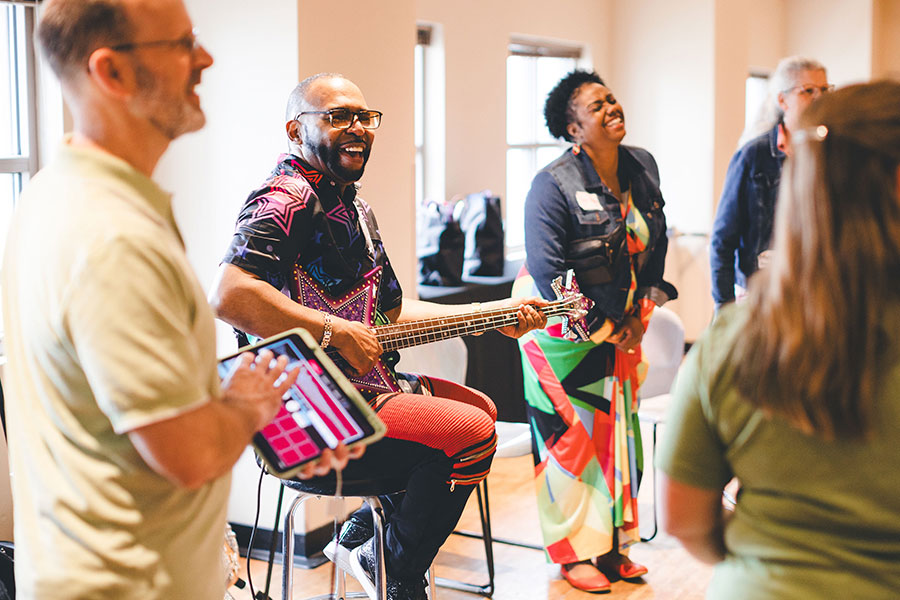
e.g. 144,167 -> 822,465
459,191 -> 505,277
417,199 -> 465,286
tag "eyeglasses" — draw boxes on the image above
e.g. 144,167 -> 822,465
785,84 -> 835,98
110,29 -> 202,53
295,108 -> 383,130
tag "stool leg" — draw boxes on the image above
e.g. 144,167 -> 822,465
364,496 -> 388,600
263,484 -> 286,599
478,479 -> 495,594
640,422 -> 659,543
333,561 -> 346,599
282,493 -> 312,600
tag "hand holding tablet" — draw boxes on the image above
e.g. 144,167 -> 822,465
218,328 -> 386,479
220,349 -> 298,433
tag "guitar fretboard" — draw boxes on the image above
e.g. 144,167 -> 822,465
375,299 -> 577,352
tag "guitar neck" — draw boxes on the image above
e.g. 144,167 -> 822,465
375,300 -> 573,352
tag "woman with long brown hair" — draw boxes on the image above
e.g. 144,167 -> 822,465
657,80 -> 900,598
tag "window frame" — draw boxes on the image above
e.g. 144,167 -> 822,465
1,2 -> 40,190
414,24 -> 430,210
505,40 -> 582,253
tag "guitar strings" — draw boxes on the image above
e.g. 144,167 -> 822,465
374,301 -> 578,350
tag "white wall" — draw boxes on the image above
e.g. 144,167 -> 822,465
296,0 -> 418,298
156,0 -> 300,358
786,0 -> 875,87
713,1 -> 753,206
872,0 -> 900,79
746,0 -> 787,75
609,0 -> 716,234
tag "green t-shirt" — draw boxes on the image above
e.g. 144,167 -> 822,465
2,140 -> 229,599
657,305 -> 900,599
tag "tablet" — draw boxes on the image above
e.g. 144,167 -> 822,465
217,328 -> 386,479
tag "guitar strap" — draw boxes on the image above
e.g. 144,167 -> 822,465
352,199 -> 420,393
352,197 -> 376,261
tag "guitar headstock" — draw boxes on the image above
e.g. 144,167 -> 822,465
550,270 -> 594,342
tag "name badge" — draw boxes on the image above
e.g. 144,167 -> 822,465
575,191 -> 604,212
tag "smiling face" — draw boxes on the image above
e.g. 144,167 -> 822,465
778,68 -> 828,133
123,0 -> 213,140
566,82 -> 626,151
292,76 -> 375,186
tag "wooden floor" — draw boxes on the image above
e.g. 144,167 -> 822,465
228,452 -> 712,600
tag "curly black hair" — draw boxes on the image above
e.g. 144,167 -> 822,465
544,70 -> 606,142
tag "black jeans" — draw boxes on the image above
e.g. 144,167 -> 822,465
341,437 -> 487,582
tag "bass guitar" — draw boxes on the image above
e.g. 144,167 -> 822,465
290,264 -> 592,396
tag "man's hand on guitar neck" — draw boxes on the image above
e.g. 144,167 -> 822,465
330,316 -> 382,375
484,296 -> 549,338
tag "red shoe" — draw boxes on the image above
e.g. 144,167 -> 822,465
595,555 -> 648,581
616,559 -> 648,580
560,562 -> 611,594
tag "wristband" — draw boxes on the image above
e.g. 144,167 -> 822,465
320,313 -> 333,349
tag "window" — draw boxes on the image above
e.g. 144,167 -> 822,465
738,72 -> 770,147
0,1 -> 39,259
414,23 -> 446,257
414,25 -> 429,210
505,41 -> 580,250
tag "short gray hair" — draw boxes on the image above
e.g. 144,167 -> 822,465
769,56 -> 827,97
739,56 -> 827,145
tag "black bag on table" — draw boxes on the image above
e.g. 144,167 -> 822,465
459,191 -> 504,277
418,199 -> 465,286
0,542 -> 14,600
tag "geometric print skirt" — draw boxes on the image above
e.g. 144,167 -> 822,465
517,326 -> 647,564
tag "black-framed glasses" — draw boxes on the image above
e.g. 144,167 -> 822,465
784,84 -> 835,98
296,108 -> 383,130
110,29 -> 202,53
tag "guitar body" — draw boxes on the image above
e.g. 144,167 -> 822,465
291,264 -> 401,397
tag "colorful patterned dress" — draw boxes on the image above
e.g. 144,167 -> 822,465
513,191 -> 655,563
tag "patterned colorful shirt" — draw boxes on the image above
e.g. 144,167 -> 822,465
222,154 -> 403,317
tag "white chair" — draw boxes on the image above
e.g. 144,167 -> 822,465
396,338 -> 468,385
641,305 -> 686,399
638,305 -> 685,541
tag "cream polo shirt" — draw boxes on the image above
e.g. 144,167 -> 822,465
1,139 -> 228,599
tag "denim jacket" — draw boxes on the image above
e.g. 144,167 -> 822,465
710,123 -> 786,305
524,146 -> 677,333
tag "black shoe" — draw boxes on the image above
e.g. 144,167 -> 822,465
323,515 -> 374,573
350,538 -> 428,600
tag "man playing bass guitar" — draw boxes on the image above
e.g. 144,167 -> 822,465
210,74 -> 547,600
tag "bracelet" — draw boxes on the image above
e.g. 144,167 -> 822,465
320,313 -> 333,349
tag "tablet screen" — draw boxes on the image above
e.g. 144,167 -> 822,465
218,333 -> 378,472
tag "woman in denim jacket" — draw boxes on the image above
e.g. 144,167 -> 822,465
513,70 -> 676,593
710,56 -> 829,307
